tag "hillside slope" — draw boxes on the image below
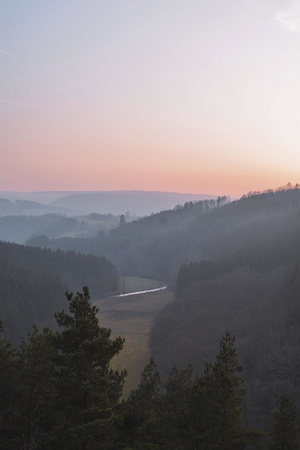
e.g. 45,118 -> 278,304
49,190 -> 217,216
0,241 -> 117,343
29,189 -> 300,281
148,188 -> 300,428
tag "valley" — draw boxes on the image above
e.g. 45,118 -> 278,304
2,186 -> 300,446
93,277 -> 173,396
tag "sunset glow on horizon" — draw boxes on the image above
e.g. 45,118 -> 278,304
1,0 -> 300,199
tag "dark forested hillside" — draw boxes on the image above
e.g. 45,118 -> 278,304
0,265 -> 66,344
3,289 -> 276,449
2,187 -> 300,444
0,241 -> 117,343
27,196 -> 229,280
14,187 -> 300,426
28,187 -> 300,282
48,190 -> 217,216
149,187 -> 300,428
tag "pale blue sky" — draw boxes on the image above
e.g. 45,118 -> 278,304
1,0 -> 300,195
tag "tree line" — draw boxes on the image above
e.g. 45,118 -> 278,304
151,258 -> 300,430
0,241 -> 117,344
1,287 -> 299,449
26,188 -> 300,283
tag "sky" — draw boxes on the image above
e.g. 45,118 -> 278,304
1,0 -> 300,197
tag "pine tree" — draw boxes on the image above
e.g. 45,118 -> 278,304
212,331 -> 245,449
208,331 -> 264,449
122,358 -> 162,448
15,325 -> 56,449
160,365 -> 194,449
185,362 -> 221,449
268,393 -> 299,450
0,321 -> 19,449
202,331 -> 258,450
49,286 -> 125,450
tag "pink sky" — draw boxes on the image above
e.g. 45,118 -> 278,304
1,1 -> 300,198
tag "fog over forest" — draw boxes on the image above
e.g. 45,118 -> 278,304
1,185 -> 300,448
3,0 -> 300,446
0,191 -> 216,217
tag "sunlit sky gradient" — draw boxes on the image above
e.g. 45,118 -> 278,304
1,0 -> 300,197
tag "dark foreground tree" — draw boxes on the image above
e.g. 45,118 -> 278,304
0,322 -> 19,449
121,357 -> 163,449
212,331 -> 246,449
15,325 -> 56,449
159,364 -> 194,449
121,332 -> 263,450
268,393 -> 299,450
202,331 -> 263,449
47,287 -> 126,450
178,331 -> 250,450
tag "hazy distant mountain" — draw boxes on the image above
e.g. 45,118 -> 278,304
30,187 -> 300,282
48,191 -> 217,216
0,191 -> 218,216
0,197 -> 79,217
0,213 -> 122,245
0,191 -> 72,204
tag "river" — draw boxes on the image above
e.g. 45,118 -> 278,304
94,285 -> 168,301
112,285 -> 167,298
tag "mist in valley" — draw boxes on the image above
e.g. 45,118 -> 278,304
2,186 -> 300,446
2,0 -> 300,447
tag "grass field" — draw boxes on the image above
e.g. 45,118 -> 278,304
93,277 -> 174,397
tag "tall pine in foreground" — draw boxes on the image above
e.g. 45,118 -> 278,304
268,393 -> 299,450
121,357 -> 163,448
48,287 -> 126,450
196,331 -> 263,449
15,325 -> 56,449
212,331 -> 246,449
0,322 -> 20,449
120,332 -> 263,449
159,364 -> 194,449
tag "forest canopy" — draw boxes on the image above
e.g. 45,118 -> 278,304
1,288 -> 298,449
0,241 -> 117,343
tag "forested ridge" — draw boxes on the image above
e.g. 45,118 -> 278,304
2,187 -> 300,446
27,196 -> 229,280
0,241 -> 117,343
28,187 -> 300,281
150,187 -> 300,430
0,212 -> 121,245
1,288 -> 299,449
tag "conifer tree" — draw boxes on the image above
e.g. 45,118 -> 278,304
122,358 -> 162,448
15,325 -> 56,449
185,362 -> 221,449
49,286 -> 125,450
206,331 -> 264,449
160,365 -> 194,449
199,331 -> 250,449
213,331 -> 245,448
268,393 -> 299,450
0,321 -> 19,449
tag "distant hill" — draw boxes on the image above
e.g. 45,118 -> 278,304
0,190 -> 217,216
48,191 -> 218,216
28,196 -> 230,280
15,186 -> 300,429
0,197 -> 78,216
0,191 -> 72,204
147,186 -> 300,428
28,187 -> 300,282
0,213 -> 121,244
